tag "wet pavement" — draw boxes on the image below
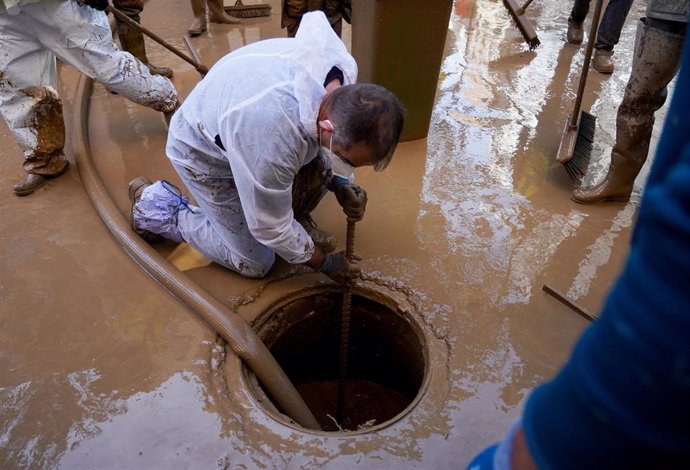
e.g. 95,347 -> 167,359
0,0 -> 664,468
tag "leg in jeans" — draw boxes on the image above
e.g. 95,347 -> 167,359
570,0 -> 591,23
595,0 -> 635,51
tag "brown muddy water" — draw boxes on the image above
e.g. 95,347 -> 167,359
0,0 -> 664,468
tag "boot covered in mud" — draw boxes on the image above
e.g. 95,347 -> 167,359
187,0 -> 208,36
207,0 -> 240,24
572,19 -> 685,204
592,48 -> 614,74
13,88 -> 69,196
567,18 -> 584,44
14,157 -> 69,196
571,151 -> 645,204
116,14 -> 173,78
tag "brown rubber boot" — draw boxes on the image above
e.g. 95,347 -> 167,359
129,177 -> 164,243
571,153 -> 644,204
16,90 -> 68,196
567,18 -> 584,44
116,15 -> 173,78
572,20 -> 685,205
187,0 -> 207,36
592,49 -> 614,74
207,0 -> 240,24
14,159 -> 69,196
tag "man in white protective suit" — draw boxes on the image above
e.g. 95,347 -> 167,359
0,0 -> 178,196
129,11 -> 404,283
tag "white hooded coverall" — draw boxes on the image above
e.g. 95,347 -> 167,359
133,11 -> 357,278
0,0 -> 177,174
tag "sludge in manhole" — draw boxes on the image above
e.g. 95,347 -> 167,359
252,291 -> 427,432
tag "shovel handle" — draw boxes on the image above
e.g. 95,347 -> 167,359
108,5 -> 209,76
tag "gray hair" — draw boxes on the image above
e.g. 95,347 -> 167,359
326,83 -> 405,171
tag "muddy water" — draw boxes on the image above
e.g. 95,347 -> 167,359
0,0 -> 662,468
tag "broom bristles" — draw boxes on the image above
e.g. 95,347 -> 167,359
225,0 -> 271,18
563,110 -> 596,181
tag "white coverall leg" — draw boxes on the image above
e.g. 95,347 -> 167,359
133,133 -> 276,278
0,0 -> 177,176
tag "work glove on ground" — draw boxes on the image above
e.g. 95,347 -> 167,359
334,183 -> 367,222
319,251 -> 360,284
78,0 -> 109,11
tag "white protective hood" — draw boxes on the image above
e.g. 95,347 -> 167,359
290,11 -> 358,137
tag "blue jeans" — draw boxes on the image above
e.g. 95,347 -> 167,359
570,0 -> 635,51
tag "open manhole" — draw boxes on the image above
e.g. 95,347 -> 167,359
244,286 -> 428,433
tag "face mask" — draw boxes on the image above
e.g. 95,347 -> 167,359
320,121 -> 354,180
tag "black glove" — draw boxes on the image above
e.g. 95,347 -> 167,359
319,251 -> 360,283
334,183 -> 367,222
79,0 -> 109,11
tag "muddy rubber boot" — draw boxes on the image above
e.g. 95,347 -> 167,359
13,174 -> 47,196
14,159 -> 69,196
116,15 -> 173,78
567,18 -> 584,44
129,177 -> 164,243
187,0 -> 207,36
207,0 -> 240,24
571,152 -> 644,204
592,49 -> 614,74
572,20 -> 685,204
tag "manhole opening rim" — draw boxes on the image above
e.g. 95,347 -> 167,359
240,283 -> 432,436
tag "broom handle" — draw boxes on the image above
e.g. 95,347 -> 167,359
183,35 -> 206,78
570,0 -> 603,127
108,5 -> 209,76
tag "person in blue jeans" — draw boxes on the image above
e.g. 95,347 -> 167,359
566,0 -> 635,73
466,24 -> 690,470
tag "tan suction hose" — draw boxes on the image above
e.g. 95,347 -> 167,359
71,75 -> 321,431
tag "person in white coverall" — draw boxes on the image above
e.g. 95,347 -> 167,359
129,11 -> 404,282
0,0 -> 178,196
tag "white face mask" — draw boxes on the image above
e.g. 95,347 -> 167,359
320,121 -> 354,180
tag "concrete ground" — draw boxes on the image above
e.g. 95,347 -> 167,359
1,0 -> 664,468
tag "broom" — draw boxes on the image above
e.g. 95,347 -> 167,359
224,0 -> 271,18
503,0 -> 541,50
556,0 -> 603,181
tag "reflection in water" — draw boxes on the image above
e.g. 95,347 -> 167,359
568,203 -> 636,301
507,210 -> 585,304
59,372 -> 221,469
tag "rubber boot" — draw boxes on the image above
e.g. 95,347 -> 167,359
14,88 -> 69,196
567,18 -> 584,44
572,20 -> 685,204
592,49 -> 614,74
187,0 -> 207,36
207,0 -> 240,24
116,15 -> 173,78
13,159 -> 69,196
